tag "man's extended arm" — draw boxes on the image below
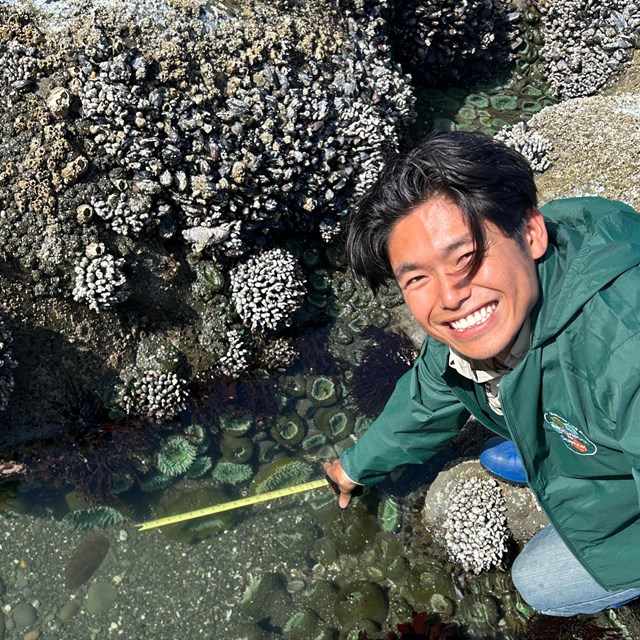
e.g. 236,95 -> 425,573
325,338 -> 469,506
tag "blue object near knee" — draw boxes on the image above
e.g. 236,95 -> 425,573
479,436 -> 528,485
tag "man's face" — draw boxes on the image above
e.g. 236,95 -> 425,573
387,196 -> 548,362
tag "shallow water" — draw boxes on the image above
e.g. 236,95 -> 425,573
0,279 -> 533,639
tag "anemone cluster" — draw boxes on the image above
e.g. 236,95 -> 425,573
230,248 -> 306,333
539,0 -> 640,99
0,316 -> 17,413
443,476 -> 510,574
494,121 -> 553,173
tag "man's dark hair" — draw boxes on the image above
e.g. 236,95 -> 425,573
346,130 -> 538,294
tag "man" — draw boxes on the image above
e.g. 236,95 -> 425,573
324,131 -> 640,616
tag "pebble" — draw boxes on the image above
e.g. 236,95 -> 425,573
12,602 -> 37,627
86,582 -> 118,614
58,600 -> 81,622
0,610 -> 5,639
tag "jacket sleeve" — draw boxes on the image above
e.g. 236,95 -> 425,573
340,338 -> 469,485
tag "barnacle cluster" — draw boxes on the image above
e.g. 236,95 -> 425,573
230,248 -> 306,333
494,121 -> 553,173
120,370 -> 188,421
443,476 -> 510,574
539,1 -> 640,99
72,253 -> 129,311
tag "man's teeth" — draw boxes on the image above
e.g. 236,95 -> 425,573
449,303 -> 497,332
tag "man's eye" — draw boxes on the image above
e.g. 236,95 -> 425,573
405,275 -> 425,287
458,251 -> 474,264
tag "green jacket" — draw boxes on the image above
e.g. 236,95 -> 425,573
341,197 -> 640,590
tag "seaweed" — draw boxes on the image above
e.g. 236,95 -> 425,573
522,615 -> 623,640
358,611 -> 462,639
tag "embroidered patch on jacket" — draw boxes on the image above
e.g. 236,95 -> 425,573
543,412 -> 597,456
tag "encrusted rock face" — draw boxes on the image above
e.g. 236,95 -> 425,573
539,0 -> 640,99
230,248 -> 306,333
391,0 -> 517,84
0,316 -> 17,413
0,0 -> 416,428
442,476 -> 510,574
494,121 -> 553,172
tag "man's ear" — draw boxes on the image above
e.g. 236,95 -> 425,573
524,208 -> 548,260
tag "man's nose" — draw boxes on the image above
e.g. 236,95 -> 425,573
438,274 -> 471,310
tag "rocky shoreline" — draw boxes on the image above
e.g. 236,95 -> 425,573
2,0 -> 640,638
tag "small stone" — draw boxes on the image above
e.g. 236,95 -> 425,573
12,603 -> 37,628
86,581 -> 117,614
58,600 -> 81,622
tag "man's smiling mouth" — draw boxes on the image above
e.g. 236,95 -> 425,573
448,302 -> 497,332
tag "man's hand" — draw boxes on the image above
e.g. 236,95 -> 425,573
323,459 -> 358,509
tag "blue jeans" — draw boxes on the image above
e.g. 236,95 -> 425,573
512,525 -> 640,616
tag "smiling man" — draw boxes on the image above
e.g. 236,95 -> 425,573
324,131 -> 640,615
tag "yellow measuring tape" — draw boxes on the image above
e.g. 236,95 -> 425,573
137,478 -> 329,531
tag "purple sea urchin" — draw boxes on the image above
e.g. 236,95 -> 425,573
348,327 -> 416,418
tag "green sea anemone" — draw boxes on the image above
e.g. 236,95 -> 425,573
221,434 -> 254,463
306,376 -> 338,407
62,507 -> 126,531
202,261 -> 225,291
184,423 -> 210,452
139,471 -> 176,493
283,609 -> 321,640
466,94 -> 490,108
334,581 -> 388,627
378,496 -> 402,533
155,487 -> 235,543
219,412 -> 253,435
489,94 -> 518,111
271,414 -> 307,447
186,455 -> 213,479
212,461 -> 253,485
155,436 -> 197,477
406,561 -> 457,608
279,375 -> 306,398
302,433 -> 327,451
314,406 -> 355,441
251,458 -> 314,494
309,269 -> 332,293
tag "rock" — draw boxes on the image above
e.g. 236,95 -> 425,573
12,602 -> 37,628
86,582 -> 117,614
421,459 -> 548,546
530,92 -> 640,210
58,600 -> 81,622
